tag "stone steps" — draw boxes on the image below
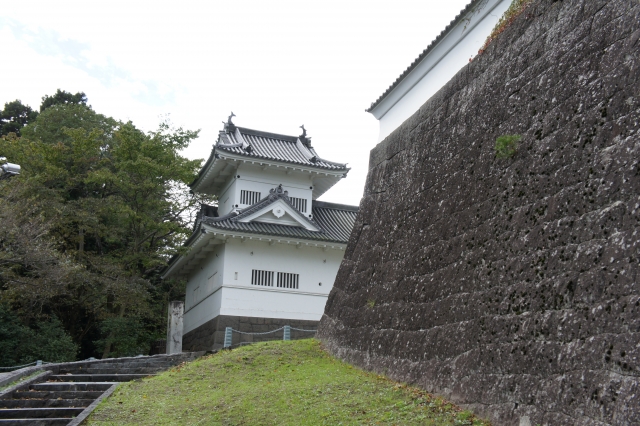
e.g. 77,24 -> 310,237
0,408 -> 84,419
50,374 -> 153,382
58,361 -> 178,372
13,391 -> 104,400
0,419 -> 72,426
0,399 -> 93,409
0,351 -> 205,425
30,383 -> 113,392
64,367 -> 166,375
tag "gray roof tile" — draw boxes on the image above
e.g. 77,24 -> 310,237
217,127 -> 348,171
202,188 -> 357,244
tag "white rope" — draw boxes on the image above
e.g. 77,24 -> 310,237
230,326 -> 285,335
289,327 -> 317,333
0,361 -> 37,370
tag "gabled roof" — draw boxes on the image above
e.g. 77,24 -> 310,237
201,186 -> 357,244
231,184 -> 320,231
217,127 -> 348,171
366,0 -> 484,113
162,187 -> 359,278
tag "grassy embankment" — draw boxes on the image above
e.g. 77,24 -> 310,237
88,339 -> 489,426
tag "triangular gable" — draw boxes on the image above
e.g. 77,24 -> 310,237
237,198 -> 319,231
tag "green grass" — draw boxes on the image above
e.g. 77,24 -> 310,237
88,339 -> 489,426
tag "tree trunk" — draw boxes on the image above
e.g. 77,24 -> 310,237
101,305 -> 125,359
78,227 -> 84,253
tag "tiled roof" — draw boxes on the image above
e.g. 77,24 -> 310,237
162,189 -> 359,277
366,0 -> 482,113
216,127 -> 348,171
201,190 -> 358,244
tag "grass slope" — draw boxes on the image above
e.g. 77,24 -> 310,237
88,339 -> 489,425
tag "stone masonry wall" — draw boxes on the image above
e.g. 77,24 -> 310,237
183,315 -> 318,351
318,1 -> 640,425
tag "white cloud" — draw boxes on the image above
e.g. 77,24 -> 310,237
1,0 -> 471,204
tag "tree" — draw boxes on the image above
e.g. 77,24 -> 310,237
0,100 -> 38,137
40,89 -> 88,112
0,89 -> 87,138
0,305 -> 78,366
0,102 -> 211,358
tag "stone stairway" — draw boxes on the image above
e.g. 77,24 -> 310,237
0,352 -> 204,425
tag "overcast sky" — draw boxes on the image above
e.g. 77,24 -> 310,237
1,0 -> 471,205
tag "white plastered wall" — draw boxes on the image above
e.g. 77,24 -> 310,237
183,238 -> 345,334
373,0 -> 512,142
217,163 -> 314,217
183,244 -> 225,334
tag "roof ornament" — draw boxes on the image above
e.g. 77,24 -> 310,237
269,184 -> 289,198
223,112 -> 236,133
299,125 -> 312,148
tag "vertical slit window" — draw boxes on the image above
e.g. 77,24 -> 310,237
289,197 -> 307,213
241,190 -> 261,205
276,272 -> 299,289
251,269 -> 273,286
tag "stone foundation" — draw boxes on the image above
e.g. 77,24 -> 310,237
182,315 -> 319,351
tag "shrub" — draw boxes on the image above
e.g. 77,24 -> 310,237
94,317 -> 152,358
495,134 -> 521,158
0,305 -> 78,366
479,0 -> 536,54
20,317 -> 79,363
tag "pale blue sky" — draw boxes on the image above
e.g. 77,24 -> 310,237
1,0 -> 472,204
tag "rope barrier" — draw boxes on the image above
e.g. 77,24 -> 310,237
0,360 -> 54,371
289,327 -> 317,333
0,361 -> 37,371
223,325 -> 317,348
230,326 -> 285,335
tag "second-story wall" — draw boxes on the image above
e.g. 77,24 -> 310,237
217,163 -> 315,217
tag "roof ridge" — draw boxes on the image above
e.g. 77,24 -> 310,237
313,200 -> 359,212
237,127 -> 298,142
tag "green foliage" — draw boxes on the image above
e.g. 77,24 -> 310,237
479,0 -> 535,54
0,305 -> 77,365
366,299 -> 376,308
0,89 -> 86,138
40,89 -> 87,112
0,304 -> 24,366
495,134 -> 521,158
456,410 -> 476,425
20,103 -> 116,148
20,316 -> 79,363
88,339 -> 490,425
94,317 -> 151,358
0,100 -> 38,137
0,99 -> 211,359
